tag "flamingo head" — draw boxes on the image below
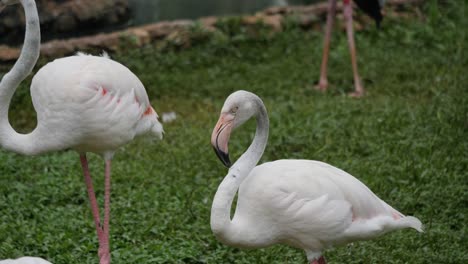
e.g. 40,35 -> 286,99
211,91 -> 258,168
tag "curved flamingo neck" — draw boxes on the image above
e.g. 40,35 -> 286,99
210,96 -> 269,245
0,0 -> 43,155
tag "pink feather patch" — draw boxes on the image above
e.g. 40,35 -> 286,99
143,106 -> 153,116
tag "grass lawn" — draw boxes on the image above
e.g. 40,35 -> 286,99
0,1 -> 467,263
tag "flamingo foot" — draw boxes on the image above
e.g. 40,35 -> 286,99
314,79 -> 328,92
98,246 -> 110,264
348,88 -> 365,98
97,228 -> 110,264
348,79 -> 365,97
311,256 -> 327,264
348,80 -> 364,98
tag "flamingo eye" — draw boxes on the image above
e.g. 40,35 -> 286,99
230,106 -> 239,114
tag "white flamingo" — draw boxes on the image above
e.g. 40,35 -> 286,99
210,90 -> 422,264
0,1 -> 163,264
0,257 -> 51,264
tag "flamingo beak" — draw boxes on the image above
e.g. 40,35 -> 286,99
211,113 -> 233,168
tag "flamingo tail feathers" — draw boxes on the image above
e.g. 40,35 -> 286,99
399,216 -> 423,233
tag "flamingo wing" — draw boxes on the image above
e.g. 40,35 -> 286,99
238,160 -> 412,250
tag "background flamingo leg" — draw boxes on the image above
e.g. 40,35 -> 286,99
100,159 -> 112,264
316,0 -> 337,91
343,1 -> 365,97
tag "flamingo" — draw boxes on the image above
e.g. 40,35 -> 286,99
0,1 -> 163,264
317,0 -> 385,97
210,90 -> 422,264
0,257 -> 51,264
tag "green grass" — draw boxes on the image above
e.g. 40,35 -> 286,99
1,1 -> 467,263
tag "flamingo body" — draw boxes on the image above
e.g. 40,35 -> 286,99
231,159 -> 421,257
16,53 -> 163,155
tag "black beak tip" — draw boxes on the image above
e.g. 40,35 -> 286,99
213,147 -> 232,168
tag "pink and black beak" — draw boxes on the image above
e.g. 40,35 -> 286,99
211,113 -> 234,168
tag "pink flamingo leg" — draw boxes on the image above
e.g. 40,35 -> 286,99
343,0 -> 365,97
100,159 -> 112,264
311,256 -> 327,264
79,154 -> 111,264
316,0 -> 337,91
80,154 -> 104,238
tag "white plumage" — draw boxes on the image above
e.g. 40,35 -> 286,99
210,91 -> 422,263
27,53 -> 163,155
0,257 -> 51,264
232,160 -> 421,252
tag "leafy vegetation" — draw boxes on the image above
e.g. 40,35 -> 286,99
0,1 -> 466,263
